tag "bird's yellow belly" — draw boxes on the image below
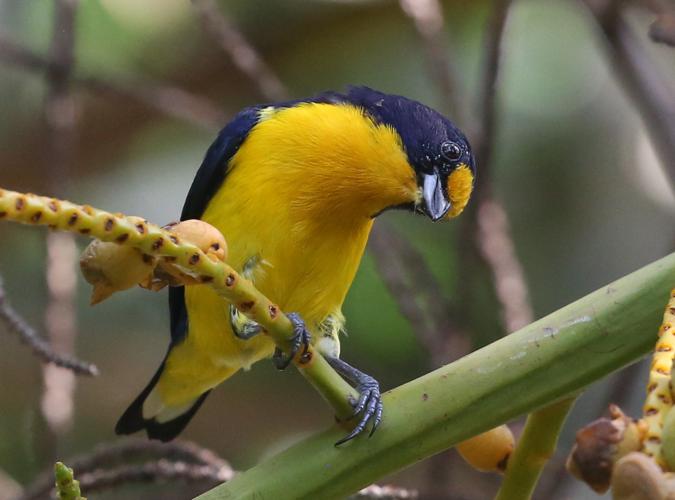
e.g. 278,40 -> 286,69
174,209 -> 373,376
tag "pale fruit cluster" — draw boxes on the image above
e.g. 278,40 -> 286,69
80,219 -> 227,304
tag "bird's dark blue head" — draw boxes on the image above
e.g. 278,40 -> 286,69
344,86 -> 476,220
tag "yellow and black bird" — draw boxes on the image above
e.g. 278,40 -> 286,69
115,86 -> 475,444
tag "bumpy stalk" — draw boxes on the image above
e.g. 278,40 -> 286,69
642,288 -> 675,466
0,187 -> 357,418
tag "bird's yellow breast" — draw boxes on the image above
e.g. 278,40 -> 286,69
177,102 -> 418,371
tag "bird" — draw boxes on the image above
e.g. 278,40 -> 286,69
115,86 -> 476,444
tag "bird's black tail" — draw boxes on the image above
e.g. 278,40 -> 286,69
115,359 -> 211,442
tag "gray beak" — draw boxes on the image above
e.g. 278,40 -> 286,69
422,173 -> 451,221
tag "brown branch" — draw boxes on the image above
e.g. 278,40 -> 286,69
62,439 -> 230,473
0,33 -> 225,130
473,0 -> 512,189
459,0 -> 534,335
583,0 -> 675,187
40,0 -> 81,440
398,0 -> 466,123
18,439 -> 233,500
476,198 -> 533,333
368,224 -> 470,365
190,0 -> 289,102
76,460 -> 232,495
0,275 -> 98,376
81,76 -> 227,130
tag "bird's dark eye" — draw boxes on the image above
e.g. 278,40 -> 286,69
441,141 -> 462,161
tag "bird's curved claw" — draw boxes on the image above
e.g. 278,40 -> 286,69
325,356 -> 384,446
335,376 -> 383,446
272,312 -> 311,370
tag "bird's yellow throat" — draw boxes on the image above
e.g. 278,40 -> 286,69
446,164 -> 474,218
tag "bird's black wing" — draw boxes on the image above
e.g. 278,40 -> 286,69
116,108 -> 265,441
170,106 -> 263,345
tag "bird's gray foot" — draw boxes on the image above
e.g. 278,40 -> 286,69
273,312 -> 312,370
326,356 -> 383,446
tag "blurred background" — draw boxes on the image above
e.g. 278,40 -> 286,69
0,0 -> 673,498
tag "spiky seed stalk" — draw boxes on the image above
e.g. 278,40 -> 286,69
642,289 -> 675,466
0,187 -> 357,419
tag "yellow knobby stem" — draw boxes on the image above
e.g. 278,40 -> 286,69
54,462 -> 86,500
0,187 -> 357,419
642,289 -> 675,467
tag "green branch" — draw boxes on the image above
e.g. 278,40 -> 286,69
495,397 -> 577,500
197,253 -> 675,499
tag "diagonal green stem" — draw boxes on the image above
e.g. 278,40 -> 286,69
198,253 -> 675,499
495,397 -> 577,500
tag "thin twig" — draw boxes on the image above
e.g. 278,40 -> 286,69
0,276 -> 98,376
476,198 -> 533,333
40,0 -> 81,439
398,0 -> 466,123
583,0 -> 675,187
0,33 -> 225,130
77,461 -> 232,494
69,439 -> 230,472
459,0 -> 534,335
80,76 -> 226,130
369,224 -> 471,365
68,439 -> 229,474
18,439 -> 233,500
190,0 -> 289,101
474,0 -> 511,189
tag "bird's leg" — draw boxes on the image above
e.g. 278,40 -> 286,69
229,304 -> 262,340
230,254 -> 266,340
272,312 -> 312,370
325,356 -> 383,446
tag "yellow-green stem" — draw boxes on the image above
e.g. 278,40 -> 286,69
642,288 -> 675,466
0,187 -> 356,418
54,462 -> 86,500
495,397 -> 577,500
